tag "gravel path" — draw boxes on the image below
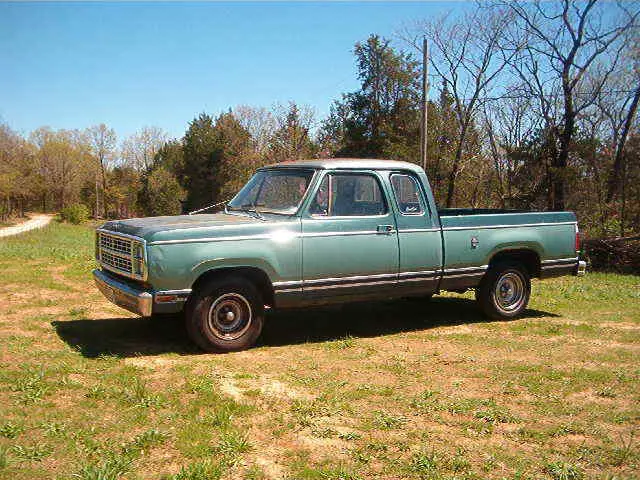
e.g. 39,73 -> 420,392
0,214 -> 53,238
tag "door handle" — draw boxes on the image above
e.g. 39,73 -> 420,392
377,225 -> 396,235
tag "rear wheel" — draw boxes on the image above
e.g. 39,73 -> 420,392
477,262 -> 530,320
185,276 -> 264,352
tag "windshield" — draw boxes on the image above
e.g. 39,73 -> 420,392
228,168 -> 315,215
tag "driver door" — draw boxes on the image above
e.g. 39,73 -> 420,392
301,171 -> 399,299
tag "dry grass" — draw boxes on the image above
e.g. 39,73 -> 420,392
0,222 -> 638,479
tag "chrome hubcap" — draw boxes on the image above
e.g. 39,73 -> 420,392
494,272 -> 525,312
207,293 -> 252,340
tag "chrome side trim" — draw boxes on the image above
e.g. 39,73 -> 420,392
273,280 -> 304,288
149,221 -> 300,235
443,272 -> 486,279
541,257 -> 579,265
444,265 -> 488,274
302,230 -> 377,238
398,270 -> 438,278
541,264 -> 576,270
398,276 -> 439,283
441,221 -> 577,231
155,289 -> 192,296
308,214 -> 390,220
398,228 -> 441,233
274,269 -> 441,293
305,279 -> 398,291
150,230 -> 385,245
305,272 -> 397,285
150,234 -> 274,245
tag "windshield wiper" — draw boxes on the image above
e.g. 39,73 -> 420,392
231,204 -> 265,221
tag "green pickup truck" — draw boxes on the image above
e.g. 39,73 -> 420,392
93,159 -> 585,352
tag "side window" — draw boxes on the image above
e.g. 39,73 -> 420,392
310,173 -> 387,216
391,174 -> 424,215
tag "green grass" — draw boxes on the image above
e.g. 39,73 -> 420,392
0,222 -> 639,479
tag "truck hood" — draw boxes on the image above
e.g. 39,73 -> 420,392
100,212 -> 294,243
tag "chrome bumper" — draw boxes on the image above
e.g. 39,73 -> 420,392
575,260 -> 586,277
93,269 -> 153,316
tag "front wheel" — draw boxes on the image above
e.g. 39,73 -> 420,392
185,276 -> 264,352
477,263 -> 530,320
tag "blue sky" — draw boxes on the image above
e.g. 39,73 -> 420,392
0,1 -> 468,140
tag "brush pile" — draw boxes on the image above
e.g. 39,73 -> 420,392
583,236 -> 640,275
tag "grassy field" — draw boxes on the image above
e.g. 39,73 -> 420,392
0,222 -> 638,480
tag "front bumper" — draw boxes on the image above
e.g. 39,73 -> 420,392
93,269 -> 153,316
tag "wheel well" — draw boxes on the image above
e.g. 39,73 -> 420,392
191,267 -> 275,307
488,249 -> 541,278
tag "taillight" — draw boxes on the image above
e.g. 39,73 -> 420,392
575,227 -> 581,253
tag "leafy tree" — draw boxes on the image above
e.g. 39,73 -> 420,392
137,140 -> 185,216
181,112 -> 253,211
268,102 -> 317,162
139,167 -> 185,217
320,35 -> 421,162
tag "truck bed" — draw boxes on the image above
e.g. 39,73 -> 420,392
437,210 -> 579,291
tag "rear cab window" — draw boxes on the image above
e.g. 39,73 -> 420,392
390,173 -> 425,215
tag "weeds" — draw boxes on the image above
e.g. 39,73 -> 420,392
72,453 -> 133,480
10,367 -> 50,403
166,459 -> 225,480
371,410 -> 406,430
0,421 -> 24,439
408,449 -> 439,478
0,446 -> 7,469
545,461 -> 584,480
215,429 -> 251,464
11,443 -> 53,461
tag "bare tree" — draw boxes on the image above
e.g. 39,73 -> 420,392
121,126 -> 168,171
502,0 -> 639,210
600,36 -> 640,205
482,91 -> 543,207
87,124 -> 116,217
233,105 -> 277,158
401,6 -> 518,207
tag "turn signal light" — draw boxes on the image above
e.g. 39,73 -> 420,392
155,295 -> 177,303
575,229 -> 582,253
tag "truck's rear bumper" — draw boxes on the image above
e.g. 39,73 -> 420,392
93,269 -> 153,316
540,258 -> 585,279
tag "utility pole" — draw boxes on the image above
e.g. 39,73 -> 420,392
421,37 -> 429,172
95,174 -> 100,219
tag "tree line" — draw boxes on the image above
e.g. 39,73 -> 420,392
1,0 -> 638,238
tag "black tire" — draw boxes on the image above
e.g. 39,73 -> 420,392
185,276 -> 264,353
477,262 -> 530,320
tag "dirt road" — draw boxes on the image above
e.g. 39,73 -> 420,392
0,214 -> 53,238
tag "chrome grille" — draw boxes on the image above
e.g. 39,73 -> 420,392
96,230 -> 146,280
100,234 -> 132,255
100,250 -> 133,273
